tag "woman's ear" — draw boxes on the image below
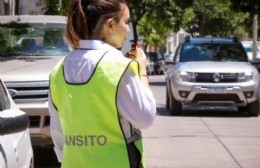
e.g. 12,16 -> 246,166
104,18 -> 114,33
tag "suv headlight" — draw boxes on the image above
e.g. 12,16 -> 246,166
180,71 -> 196,82
237,72 -> 253,82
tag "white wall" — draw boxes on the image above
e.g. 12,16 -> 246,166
19,0 -> 42,14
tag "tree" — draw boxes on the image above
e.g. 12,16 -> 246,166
36,0 -> 70,16
127,0 -> 179,51
37,0 -> 179,51
230,0 -> 259,15
127,0 -> 155,49
230,0 -> 259,59
174,0 -> 248,38
230,0 -> 260,38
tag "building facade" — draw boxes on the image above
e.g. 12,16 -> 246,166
0,0 -> 40,15
166,29 -> 189,53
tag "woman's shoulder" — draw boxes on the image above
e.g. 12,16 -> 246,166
105,48 -> 131,62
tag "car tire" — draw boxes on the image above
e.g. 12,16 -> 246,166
147,68 -> 152,75
161,68 -> 165,75
247,100 -> 260,117
155,67 -> 160,75
169,87 -> 182,116
166,84 -> 170,110
160,66 -> 165,75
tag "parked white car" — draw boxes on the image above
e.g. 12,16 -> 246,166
0,15 -> 69,147
0,79 -> 33,168
241,41 -> 260,60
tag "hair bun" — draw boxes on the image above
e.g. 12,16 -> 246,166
81,0 -> 89,7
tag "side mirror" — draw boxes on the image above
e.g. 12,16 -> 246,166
164,57 -> 174,65
0,109 -> 29,136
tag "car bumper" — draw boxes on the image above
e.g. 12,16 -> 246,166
171,80 -> 259,106
17,102 -> 52,146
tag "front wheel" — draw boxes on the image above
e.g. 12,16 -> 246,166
166,84 -> 170,110
169,88 -> 182,116
247,100 -> 260,117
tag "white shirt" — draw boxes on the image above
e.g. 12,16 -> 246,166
48,40 -> 156,162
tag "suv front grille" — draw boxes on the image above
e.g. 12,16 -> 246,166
5,81 -> 49,103
193,94 -> 242,103
195,73 -> 237,83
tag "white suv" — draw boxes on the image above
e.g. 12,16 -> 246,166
165,37 -> 260,116
0,15 -> 69,146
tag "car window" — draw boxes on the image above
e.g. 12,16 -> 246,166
179,43 -> 248,62
0,22 -> 70,57
0,81 -> 11,111
243,44 -> 253,52
242,43 -> 260,52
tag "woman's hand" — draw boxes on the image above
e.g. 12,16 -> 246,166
127,46 -> 147,76
127,46 -> 150,87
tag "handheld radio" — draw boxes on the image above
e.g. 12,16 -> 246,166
121,22 -> 138,56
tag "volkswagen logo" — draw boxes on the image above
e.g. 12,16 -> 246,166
8,89 -> 18,98
212,73 -> 221,82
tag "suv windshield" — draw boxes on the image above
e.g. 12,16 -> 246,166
179,43 -> 248,62
0,22 -> 70,57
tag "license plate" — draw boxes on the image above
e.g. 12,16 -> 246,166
207,87 -> 226,94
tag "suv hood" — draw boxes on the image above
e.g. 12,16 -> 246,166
0,56 -> 64,82
179,61 -> 256,73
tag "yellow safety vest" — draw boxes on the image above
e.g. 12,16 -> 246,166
49,52 -> 144,168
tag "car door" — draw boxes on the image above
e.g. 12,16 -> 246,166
0,80 -> 33,168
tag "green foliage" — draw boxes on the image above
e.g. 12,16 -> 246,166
127,0 -> 179,50
230,0 -> 260,15
230,0 -> 260,38
175,0 -> 249,37
39,0 -> 257,49
174,0 -> 193,8
36,0 -> 70,16
182,8 -> 194,26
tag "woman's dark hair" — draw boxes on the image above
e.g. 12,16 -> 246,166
66,0 -> 126,49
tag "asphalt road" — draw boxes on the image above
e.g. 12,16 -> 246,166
143,75 -> 260,168
35,75 -> 260,168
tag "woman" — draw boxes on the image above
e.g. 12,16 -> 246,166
48,0 -> 156,167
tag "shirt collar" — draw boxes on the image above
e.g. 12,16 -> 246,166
79,40 -> 112,50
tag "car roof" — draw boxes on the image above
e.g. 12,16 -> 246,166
183,37 -> 240,44
0,15 -> 67,24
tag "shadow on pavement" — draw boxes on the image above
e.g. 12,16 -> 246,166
156,107 -> 170,116
182,107 -> 248,118
149,81 -> 166,86
33,146 -> 61,167
156,106 -> 251,118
